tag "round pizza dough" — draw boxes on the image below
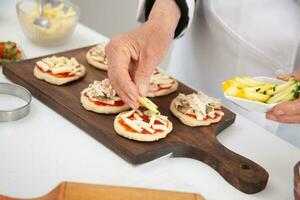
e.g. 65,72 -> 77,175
80,93 -> 130,114
114,111 -> 173,142
170,99 -> 223,127
86,44 -> 108,71
147,79 -> 178,97
33,65 -> 86,85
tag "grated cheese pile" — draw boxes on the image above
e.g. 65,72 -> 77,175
88,44 -> 108,64
36,56 -> 83,76
81,79 -> 121,105
120,109 -> 168,134
174,91 -> 223,120
150,69 -> 174,89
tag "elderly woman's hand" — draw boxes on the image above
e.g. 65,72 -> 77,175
266,70 -> 300,123
105,0 -> 180,109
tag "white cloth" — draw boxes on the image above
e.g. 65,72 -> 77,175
137,0 -> 300,147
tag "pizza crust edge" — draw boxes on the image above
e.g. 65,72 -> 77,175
147,79 -> 178,97
80,94 -> 130,114
114,111 -> 173,142
170,99 -> 223,127
33,65 -> 86,85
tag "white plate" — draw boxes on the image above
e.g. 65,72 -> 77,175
224,76 -> 285,113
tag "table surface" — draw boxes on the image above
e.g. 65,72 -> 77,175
0,1 -> 299,200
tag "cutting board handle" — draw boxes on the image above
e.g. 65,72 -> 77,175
173,140 -> 269,194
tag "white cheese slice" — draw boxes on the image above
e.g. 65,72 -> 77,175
36,61 -> 50,71
152,124 -> 167,131
155,116 -> 167,126
51,66 -> 73,74
134,113 -> 143,121
121,110 -> 135,119
122,118 -> 142,132
69,67 -> 82,75
149,115 -> 156,125
136,109 -> 143,116
42,58 -> 54,67
90,55 -> 104,62
70,57 -> 79,66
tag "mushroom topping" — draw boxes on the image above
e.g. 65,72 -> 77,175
81,79 -> 121,105
89,44 -> 108,64
174,91 -> 222,120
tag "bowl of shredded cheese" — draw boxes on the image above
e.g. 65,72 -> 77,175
16,0 -> 79,46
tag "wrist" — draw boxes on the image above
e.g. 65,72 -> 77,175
147,0 -> 180,37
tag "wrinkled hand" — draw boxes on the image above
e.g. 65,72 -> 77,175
105,0 -> 180,109
266,70 -> 300,123
105,21 -> 175,109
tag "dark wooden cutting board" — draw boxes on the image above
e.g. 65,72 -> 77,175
2,46 -> 268,194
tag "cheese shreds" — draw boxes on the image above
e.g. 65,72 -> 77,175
152,124 -> 168,131
123,118 -> 142,132
149,115 -> 156,126
120,109 -> 168,134
151,69 -> 174,86
88,43 -> 107,64
81,79 -> 122,104
36,56 -> 84,75
134,113 -> 143,121
136,109 -> 143,116
121,110 -> 135,119
174,91 -> 222,121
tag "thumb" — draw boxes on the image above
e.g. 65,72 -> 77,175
134,57 -> 156,97
277,70 -> 300,81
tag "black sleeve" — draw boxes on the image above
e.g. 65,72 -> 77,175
143,0 -> 192,38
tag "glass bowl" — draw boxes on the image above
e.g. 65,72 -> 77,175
16,0 -> 80,46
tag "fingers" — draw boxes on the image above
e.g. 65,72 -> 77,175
266,112 -> 300,123
266,99 -> 300,123
134,51 -> 158,97
106,38 -> 140,109
277,70 -> 300,81
271,99 -> 300,116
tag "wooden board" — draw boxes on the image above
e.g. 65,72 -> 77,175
0,181 -> 204,200
295,161 -> 300,200
2,46 -> 268,194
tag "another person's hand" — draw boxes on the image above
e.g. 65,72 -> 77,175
105,0 -> 180,109
266,70 -> 300,123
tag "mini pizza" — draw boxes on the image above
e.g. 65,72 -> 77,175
86,43 -> 108,70
34,56 -> 86,85
147,69 -> 178,97
114,109 -> 173,142
170,91 -> 224,127
80,78 -> 130,114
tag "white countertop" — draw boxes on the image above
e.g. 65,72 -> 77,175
0,1 -> 299,199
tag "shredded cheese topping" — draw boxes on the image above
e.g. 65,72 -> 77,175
36,56 -> 83,75
88,43 -> 108,64
81,78 -> 121,104
120,109 -> 169,134
174,91 -> 223,120
150,69 -> 174,89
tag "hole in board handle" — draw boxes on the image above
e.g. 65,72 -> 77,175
240,164 -> 251,170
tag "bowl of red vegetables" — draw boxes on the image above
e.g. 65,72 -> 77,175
0,41 -> 23,65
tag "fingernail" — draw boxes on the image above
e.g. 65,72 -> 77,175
267,114 -> 277,121
139,84 -> 148,97
128,93 -> 137,101
274,110 -> 285,115
277,73 -> 288,80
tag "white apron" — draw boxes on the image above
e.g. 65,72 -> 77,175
166,0 -> 300,147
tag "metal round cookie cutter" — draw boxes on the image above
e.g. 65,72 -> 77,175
0,82 -> 32,122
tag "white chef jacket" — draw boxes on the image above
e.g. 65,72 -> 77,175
137,0 -> 300,148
